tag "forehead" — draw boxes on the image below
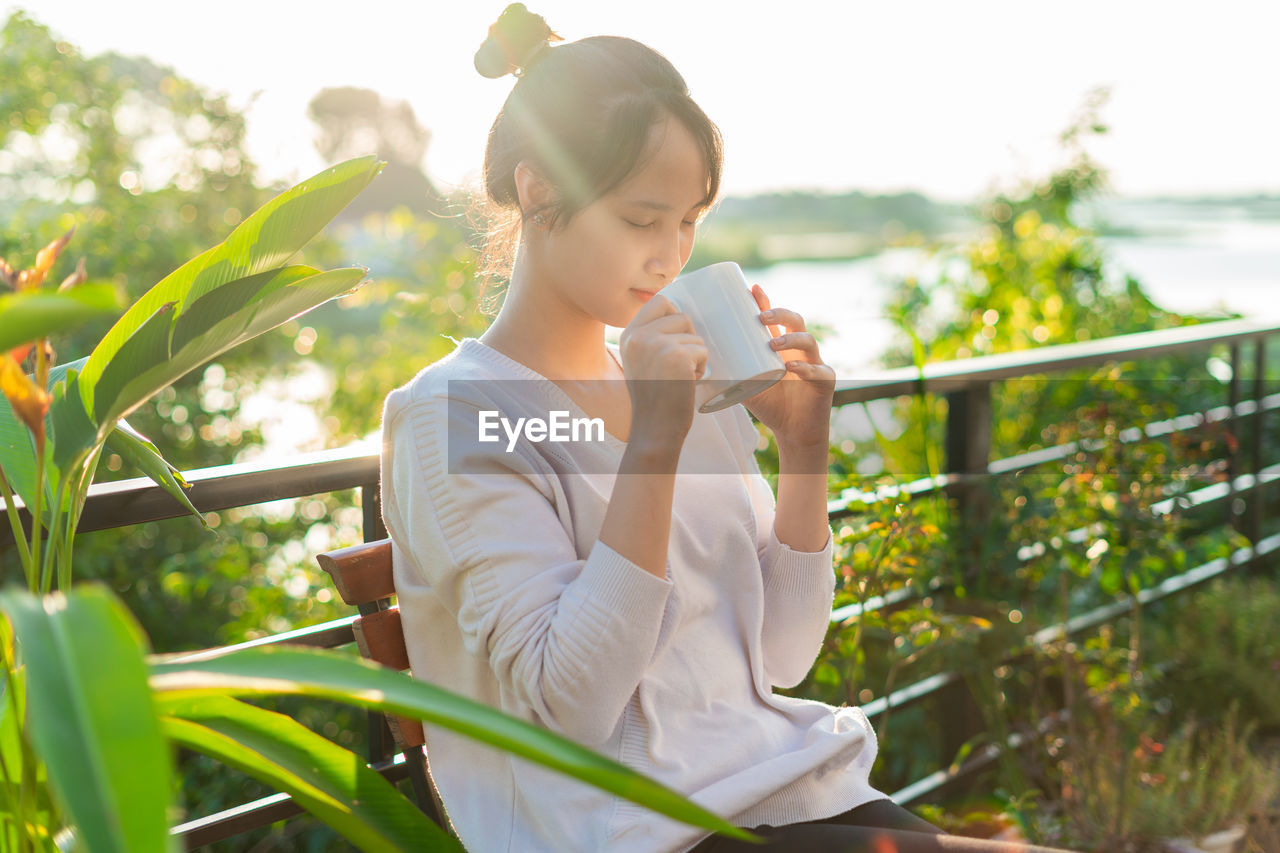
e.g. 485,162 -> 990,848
612,117 -> 710,210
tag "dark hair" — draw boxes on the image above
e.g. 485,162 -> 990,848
471,6 -> 724,313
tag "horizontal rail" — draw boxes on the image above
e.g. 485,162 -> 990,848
892,710 -> 1069,805
152,615 -> 358,665
831,317 -> 1279,405
17,386 -> 1263,542
171,752 -> 410,847
827,392 -> 1280,515
0,443 -> 380,544
0,318 -> 1269,545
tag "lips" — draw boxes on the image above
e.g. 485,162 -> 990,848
632,289 -> 657,302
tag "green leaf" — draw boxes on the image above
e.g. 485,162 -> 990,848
91,267 -> 365,433
217,267 -> 366,352
0,358 -> 91,519
161,696 -> 459,852
77,156 -> 383,421
88,301 -> 176,427
150,646 -> 754,842
168,265 -> 317,355
47,367 -> 98,480
0,285 -> 120,354
0,613 -> 23,790
0,385 -> 36,509
0,586 -> 174,853
104,421 -> 206,528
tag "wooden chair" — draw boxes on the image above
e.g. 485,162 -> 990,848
316,539 -> 451,832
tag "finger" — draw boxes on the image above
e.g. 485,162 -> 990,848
751,284 -> 783,338
783,359 -> 837,384
768,331 -> 820,360
690,343 -> 709,379
657,332 -> 707,348
645,312 -> 699,335
631,292 -> 682,326
758,306 -> 807,334
751,283 -> 770,311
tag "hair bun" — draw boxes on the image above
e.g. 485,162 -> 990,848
474,3 -> 562,79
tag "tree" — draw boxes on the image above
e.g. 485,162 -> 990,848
0,10 -> 269,360
307,86 -> 441,218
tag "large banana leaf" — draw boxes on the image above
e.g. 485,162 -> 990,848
0,285 -> 119,354
83,266 -> 365,436
75,156 -> 382,429
150,646 -> 756,842
0,585 -> 174,853
161,695 -> 459,852
2,156 -> 382,509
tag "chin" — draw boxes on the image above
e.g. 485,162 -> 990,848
608,306 -> 642,329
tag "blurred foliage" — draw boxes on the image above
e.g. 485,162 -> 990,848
882,88 -> 1198,368
0,11 -> 268,363
771,87 -> 1277,818
0,11 -> 483,847
1147,576 -> 1280,733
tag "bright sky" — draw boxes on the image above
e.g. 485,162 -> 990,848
10,0 -> 1279,201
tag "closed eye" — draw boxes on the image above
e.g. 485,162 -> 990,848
624,219 -> 697,229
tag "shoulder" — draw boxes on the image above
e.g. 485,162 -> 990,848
383,338 -> 521,430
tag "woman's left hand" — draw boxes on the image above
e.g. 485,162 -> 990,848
742,283 -> 836,450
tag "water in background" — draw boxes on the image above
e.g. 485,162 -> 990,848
748,199 -> 1280,379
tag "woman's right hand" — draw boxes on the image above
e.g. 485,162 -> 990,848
618,295 -> 707,453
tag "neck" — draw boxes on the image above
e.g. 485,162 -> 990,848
480,254 -> 617,381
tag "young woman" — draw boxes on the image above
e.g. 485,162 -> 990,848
379,5 -> 1071,852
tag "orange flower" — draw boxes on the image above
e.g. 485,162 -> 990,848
3,230 -> 85,363
16,228 -> 75,291
0,352 -> 49,442
57,256 -> 87,292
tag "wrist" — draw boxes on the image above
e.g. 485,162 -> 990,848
622,435 -> 683,474
777,438 -> 829,472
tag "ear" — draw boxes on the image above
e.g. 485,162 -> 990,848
513,160 -> 557,219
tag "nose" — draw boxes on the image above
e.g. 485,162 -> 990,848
645,226 -> 687,285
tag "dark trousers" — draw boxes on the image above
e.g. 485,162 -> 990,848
689,798 -> 1076,852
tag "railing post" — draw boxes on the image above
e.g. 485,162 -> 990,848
363,475 -> 388,542
941,383 -> 992,791
1227,344 -> 1242,534
359,474 -> 393,766
1249,337 -> 1268,550
945,383 -> 993,583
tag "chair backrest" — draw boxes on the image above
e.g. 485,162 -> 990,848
316,539 -> 425,750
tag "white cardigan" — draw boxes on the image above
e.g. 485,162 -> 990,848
380,337 -> 883,853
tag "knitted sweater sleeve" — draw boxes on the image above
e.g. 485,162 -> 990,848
383,394 -> 674,745
731,409 -> 836,688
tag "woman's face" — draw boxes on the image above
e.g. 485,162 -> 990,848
538,115 -> 711,329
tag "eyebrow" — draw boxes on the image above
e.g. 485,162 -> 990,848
623,199 -> 674,211
623,198 -> 711,214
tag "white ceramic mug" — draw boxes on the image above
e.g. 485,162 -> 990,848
659,261 -> 787,413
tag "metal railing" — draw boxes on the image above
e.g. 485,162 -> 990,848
6,316 -> 1275,847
